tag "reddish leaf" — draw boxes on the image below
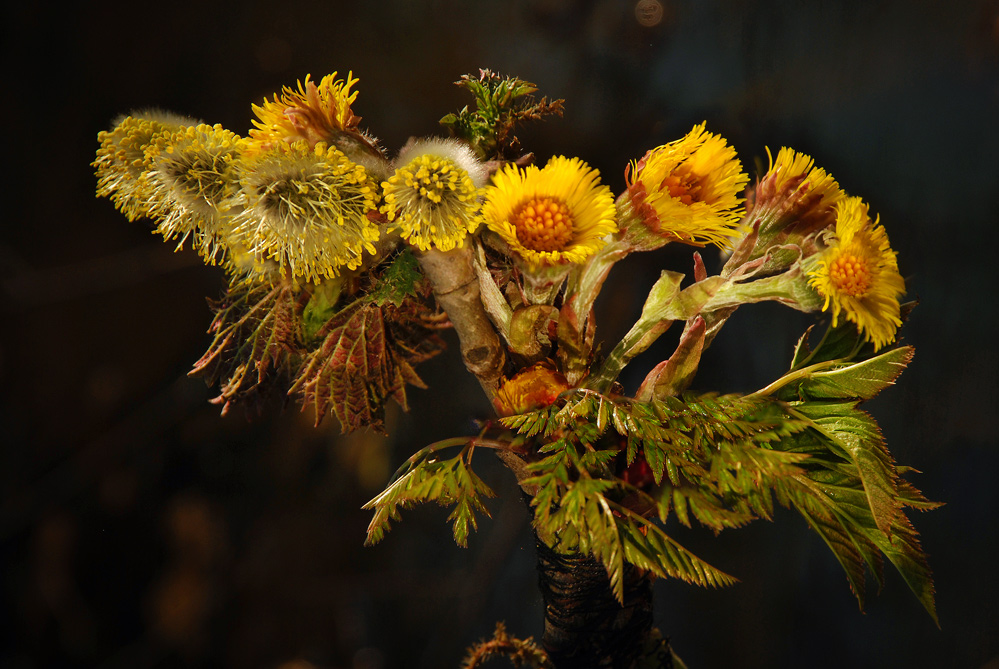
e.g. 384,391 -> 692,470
292,298 -> 446,432
190,279 -> 300,416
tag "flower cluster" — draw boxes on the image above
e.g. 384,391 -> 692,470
94,71 -> 932,647
143,123 -> 245,263
232,141 -> 380,281
732,148 -> 904,348
95,69 -> 907,352
94,111 -> 194,221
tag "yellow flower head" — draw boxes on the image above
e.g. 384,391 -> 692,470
482,156 -> 617,267
381,139 -> 487,252
144,123 -> 246,264
749,146 -> 845,239
248,72 -> 362,153
232,141 -> 380,282
625,122 -> 749,248
807,197 -> 905,350
93,111 -> 194,220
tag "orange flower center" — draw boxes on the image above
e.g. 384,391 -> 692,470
829,252 -> 871,297
512,196 -> 574,252
662,167 -> 703,205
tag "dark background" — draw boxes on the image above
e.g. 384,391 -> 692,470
3,1 -> 998,667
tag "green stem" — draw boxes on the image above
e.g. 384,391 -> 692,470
586,316 -> 672,394
749,358 -> 842,397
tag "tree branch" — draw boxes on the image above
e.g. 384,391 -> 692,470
416,244 -> 506,401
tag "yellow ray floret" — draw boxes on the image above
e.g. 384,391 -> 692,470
751,146 -> 845,236
248,72 -> 361,153
482,156 -> 617,267
807,197 -> 905,350
231,141 -> 380,282
626,122 -> 749,247
764,147 -> 841,209
382,140 -> 485,252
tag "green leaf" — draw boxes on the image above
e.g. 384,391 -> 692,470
363,451 -> 495,548
775,476 -> 880,609
534,476 -> 736,602
783,346 -> 914,401
614,505 -> 738,590
440,69 -> 564,160
770,402 -> 939,623
643,440 -> 667,484
896,477 -> 945,512
301,277 -> 344,343
864,514 -> 939,626
793,402 -> 899,538
367,249 -> 425,308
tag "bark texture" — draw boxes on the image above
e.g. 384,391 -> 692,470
416,245 -> 505,398
536,538 -> 671,669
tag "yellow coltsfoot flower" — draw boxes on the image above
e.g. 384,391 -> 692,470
749,146 -> 845,240
623,122 -> 749,249
249,72 -> 361,151
806,197 -> 905,350
144,124 -> 246,264
93,111 -> 196,221
381,139 -> 487,252
231,141 -> 380,282
482,156 -> 617,268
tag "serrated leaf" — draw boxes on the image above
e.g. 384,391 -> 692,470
364,452 -> 495,548
440,69 -> 564,160
367,249 -> 425,308
787,346 -> 914,401
614,506 -> 738,590
292,295 -> 444,433
190,278 -> 300,415
864,514 -> 938,625
293,303 -> 391,431
896,477 -> 945,511
794,403 -> 900,538
775,477 -> 877,609
643,442 -> 667,484
770,405 -> 939,622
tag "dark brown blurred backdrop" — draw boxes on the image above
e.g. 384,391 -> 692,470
3,1 -> 999,667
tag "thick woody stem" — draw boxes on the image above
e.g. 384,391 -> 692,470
536,539 -> 669,669
416,244 -> 505,401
